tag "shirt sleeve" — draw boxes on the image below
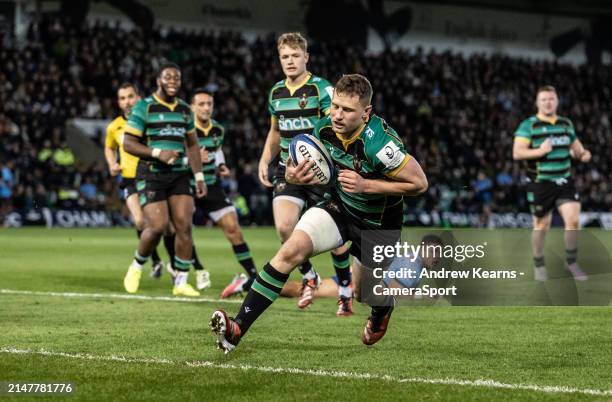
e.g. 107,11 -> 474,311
514,120 -> 532,142
567,119 -> 577,142
268,87 -> 278,118
369,126 -> 410,177
186,110 -> 195,133
105,122 -> 118,149
125,100 -> 146,137
318,79 -> 334,115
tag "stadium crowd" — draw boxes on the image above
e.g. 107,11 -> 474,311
1,18 -> 610,224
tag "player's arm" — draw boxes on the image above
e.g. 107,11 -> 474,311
123,134 -> 178,164
569,137 -> 591,163
104,125 -> 121,176
258,117 -> 281,187
339,156 -> 428,196
512,137 -> 552,160
185,130 -> 207,198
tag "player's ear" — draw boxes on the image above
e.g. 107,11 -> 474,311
363,105 -> 373,120
303,51 -> 309,64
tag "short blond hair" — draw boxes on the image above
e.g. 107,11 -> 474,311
536,85 -> 557,95
277,32 -> 308,52
335,74 -> 373,106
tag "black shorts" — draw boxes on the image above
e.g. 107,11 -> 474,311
195,183 -> 234,221
315,198 -> 402,268
526,178 -> 580,217
120,178 -> 138,199
273,164 -> 329,208
136,171 -> 193,207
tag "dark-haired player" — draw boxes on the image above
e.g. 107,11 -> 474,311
257,32 -> 352,313
211,74 -> 428,353
513,85 -> 591,282
105,83 -> 168,279
122,62 -> 206,296
190,89 -> 258,295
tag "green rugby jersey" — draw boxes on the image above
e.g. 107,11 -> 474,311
313,115 -> 410,229
125,94 -> 195,173
195,119 -> 224,185
268,72 -> 333,164
514,115 -> 577,182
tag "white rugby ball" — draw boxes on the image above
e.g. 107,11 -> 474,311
289,134 -> 335,185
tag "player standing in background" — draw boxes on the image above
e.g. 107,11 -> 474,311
104,83 -> 168,279
257,32 -> 353,314
211,74 -> 428,353
122,62 -> 206,296
513,85 -> 592,282
190,89 -> 258,295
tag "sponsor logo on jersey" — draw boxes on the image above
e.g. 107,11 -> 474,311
278,115 -> 314,131
365,127 -> 375,139
376,141 -> 404,169
550,135 -> 571,146
299,93 -> 308,109
158,125 -> 186,136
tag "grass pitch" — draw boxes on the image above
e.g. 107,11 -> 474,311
1,227 -> 612,401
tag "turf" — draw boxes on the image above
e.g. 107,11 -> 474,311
1,227 -> 612,401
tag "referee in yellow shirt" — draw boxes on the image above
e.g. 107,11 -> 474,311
105,83 -> 166,278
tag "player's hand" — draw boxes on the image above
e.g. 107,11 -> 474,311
109,163 -> 121,176
285,157 -> 319,185
218,164 -> 231,178
538,138 -> 553,156
580,149 -> 592,163
200,148 -> 210,163
338,170 -> 367,193
195,180 -> 207,198
158,150 -> 180,165
258,159 -> 273,188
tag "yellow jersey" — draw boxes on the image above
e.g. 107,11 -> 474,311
105,115 -> 139,179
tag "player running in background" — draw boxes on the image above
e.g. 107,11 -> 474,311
122,62 -> 206,296
513,85 -> 591,282
257,32 -> 352,313
190,88 -> 258,295
211,74 -> 428,353
105,83 -> 169,279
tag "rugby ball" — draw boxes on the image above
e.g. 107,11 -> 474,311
289,134 -> 335,185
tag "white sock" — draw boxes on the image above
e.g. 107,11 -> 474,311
303,269 -> 317,280
175,272 -> 188,286
338,285 -> 352,298
130,260 -> 144,271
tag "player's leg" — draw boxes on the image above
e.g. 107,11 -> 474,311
273,196 -> 320,308
527,181 -> 556,282
168,193 -> 200,296
330,243 -> 353,316
214,207 -> 258,297
532,213 -> 552,281
351,256 -> 396,345
123,200 -> 169,293
211,206 -> 344,353
557,200 -> 586,280
126,191 -> 163,279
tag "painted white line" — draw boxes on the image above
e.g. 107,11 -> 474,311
0,289 -> 241,304
1,347 -> 610,397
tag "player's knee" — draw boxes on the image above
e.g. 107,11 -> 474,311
277,240 -> 309,268
224,224 -> 243,244
133,216 -> 145,231
565,216 -> 580,230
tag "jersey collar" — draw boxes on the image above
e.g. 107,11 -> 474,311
536,113 -> 558,125
335,120 -> 368,151
153,94 -> 178,111
285,72 -> 311,96
196,119 -> 213,136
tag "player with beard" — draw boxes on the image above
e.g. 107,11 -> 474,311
122,62 -> 206,296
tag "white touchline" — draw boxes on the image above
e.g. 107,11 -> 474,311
0,289 -> 241,304
1,347 -> 611,397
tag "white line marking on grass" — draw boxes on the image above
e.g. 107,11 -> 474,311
0,289 -> 241,304
1,347 -> 611,397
